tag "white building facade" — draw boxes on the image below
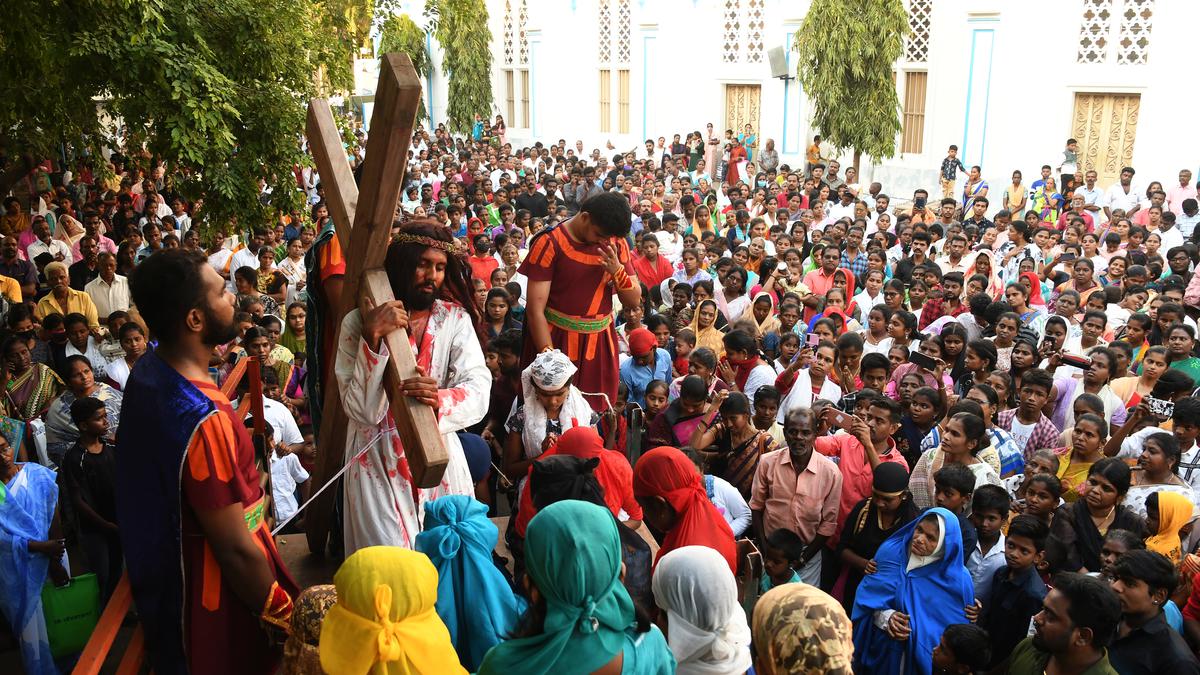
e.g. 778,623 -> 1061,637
378,0 -> 1198,201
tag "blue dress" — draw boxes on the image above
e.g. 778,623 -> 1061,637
851,507 -> 975,674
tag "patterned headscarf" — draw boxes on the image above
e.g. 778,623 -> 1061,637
519,349 -> 593,459
752,584 -> 854,675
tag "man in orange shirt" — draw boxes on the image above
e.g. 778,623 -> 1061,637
801,246 -> 841,322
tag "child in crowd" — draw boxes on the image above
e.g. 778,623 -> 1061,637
751,385 -> 784,446
248,419 -> 310,532
760,528 -> 806,592
1015,473 -> 1061,530
932,624 -> 992,675
933,463 -> 979,559
672,328 -> 696,378
967,484 -> 1010,603
978,515 -> 1049,668
62,396 -> 121,602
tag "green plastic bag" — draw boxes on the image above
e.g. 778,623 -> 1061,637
41,573 -> 101,659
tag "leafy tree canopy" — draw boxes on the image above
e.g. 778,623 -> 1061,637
379,13 -> 432,122
0,0 -> 355,230
427,0 -> 494,133
793,0 -> 907,165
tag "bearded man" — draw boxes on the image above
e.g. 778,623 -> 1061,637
117,249 -> 297,674
336,221 -> 491,554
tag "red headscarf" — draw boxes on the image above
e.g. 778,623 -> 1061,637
515,427 -> 642,536
1020,271 -> 1047,306
632,446 -> 737,573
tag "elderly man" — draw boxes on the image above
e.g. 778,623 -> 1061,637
37,261 -> 99,329
85,252 -> 132,319
749,407 -> 843,586
336,222 -> 491,554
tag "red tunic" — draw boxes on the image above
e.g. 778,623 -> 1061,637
519,226 -> 634,411
181,379 -> 298,674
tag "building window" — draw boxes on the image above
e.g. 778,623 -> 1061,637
618,69 -> 630,134
520,70 -> 530,129
905,0 -> 932,62
746,0 -> 765,63
617,0 -> 631,64
599,70 -> 612,133
722,0 -> 740,63
1077,0 -> 1113,63
505,70 -> 516,127
901,71 -> 927,154
1116,0 -> 1154,65
503,0 -> 514,65
598,0 -> 611,63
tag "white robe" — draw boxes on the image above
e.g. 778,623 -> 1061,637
336,300 -> 491,555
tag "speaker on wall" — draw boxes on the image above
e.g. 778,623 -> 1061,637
768,46 -> 793,80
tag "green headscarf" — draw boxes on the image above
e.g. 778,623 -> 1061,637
477,500 -> 634,675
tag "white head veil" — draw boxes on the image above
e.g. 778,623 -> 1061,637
906,513 -> 947,572
652,546 -> 753,675
518,349 -> 594,459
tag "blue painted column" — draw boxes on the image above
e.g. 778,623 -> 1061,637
961,17 -> 998,167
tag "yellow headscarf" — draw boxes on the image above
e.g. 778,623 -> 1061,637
319,546 -> 467,675
1145,491 -> 1194,566
739,291 -> 780,338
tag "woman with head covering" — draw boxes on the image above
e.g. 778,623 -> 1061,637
966,249 -> 1003,298
632,446 -> 737,573
752,583 -> 854,675
413,496 -> 526,671
514,426 -> 642,537
851,507 -> 975,675
836,462 -> 921,612
477,500 -> 674,675
319,546 -> 466,675
689,299 -> 726,358
737,292 -> 780,342
651,546 -> 752,675
502,348 -> 598,481
1144,491 -> 1194,566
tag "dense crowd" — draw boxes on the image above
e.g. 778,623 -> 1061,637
4,119 -> 1200,675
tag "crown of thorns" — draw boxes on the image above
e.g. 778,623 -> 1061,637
391,232 -> 467,257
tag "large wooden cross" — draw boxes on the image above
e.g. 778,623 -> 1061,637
302,53 -> 447,554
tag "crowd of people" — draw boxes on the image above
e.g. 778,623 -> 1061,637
3,119 -> 1200,675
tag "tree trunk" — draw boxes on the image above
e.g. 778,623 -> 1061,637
853,149 -> 862,178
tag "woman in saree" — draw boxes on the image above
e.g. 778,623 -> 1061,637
851,507 -> 974,675
1031,177 -> 1064,226
1048,458 -> 1145,573
477,500 -> 674,675
737,292 -> 780,345
1143,491 -> 1194,567
44,355 -> 122,466
688,300 -> 726,358
689,391 -> 778,498
0,425 -> 67,675
966,249 -> 1004,299
3,334 -> 63,423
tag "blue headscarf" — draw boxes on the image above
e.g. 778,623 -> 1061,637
414,495 -> 526,671
850,507 -> 974,675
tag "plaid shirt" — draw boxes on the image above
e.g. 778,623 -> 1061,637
840,251 -> 869,280
998,409 -> 1061,459
941,156 -> 966,181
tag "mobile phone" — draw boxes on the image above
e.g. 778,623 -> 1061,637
1060,353 -> 1092,369
1061,252 -> 1076,261
909,351 -> 941,371
827,410 -> 853,428
1146,396 -> 1175,419
806,332 -> 821,347
914,197 -> 927,209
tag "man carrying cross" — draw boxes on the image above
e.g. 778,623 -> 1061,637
336,221 -> 491,554
521,191 -> 640,411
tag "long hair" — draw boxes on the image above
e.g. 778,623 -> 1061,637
384,219 -> 484,332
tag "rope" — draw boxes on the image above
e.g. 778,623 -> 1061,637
271,429 -> 386,536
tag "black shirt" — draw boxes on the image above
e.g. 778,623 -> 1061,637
69,260 -> 99,291
1108,610 -> 1200,675
979,565 -> 1048,668
62,442 -> 118,534
0,257 -> 37,291
514,191 -> 549,218
893,255 -> 929,284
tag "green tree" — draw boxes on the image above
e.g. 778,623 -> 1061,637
0,0 -> 348,230
426,0 -> 494,133
793,0 -> 907,173
379,14 -> 432,123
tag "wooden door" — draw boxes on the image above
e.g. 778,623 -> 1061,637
1071,93 -> 1140,188
724,84 -> 761,142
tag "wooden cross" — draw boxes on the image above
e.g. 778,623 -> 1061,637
302,53 -> 448,554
